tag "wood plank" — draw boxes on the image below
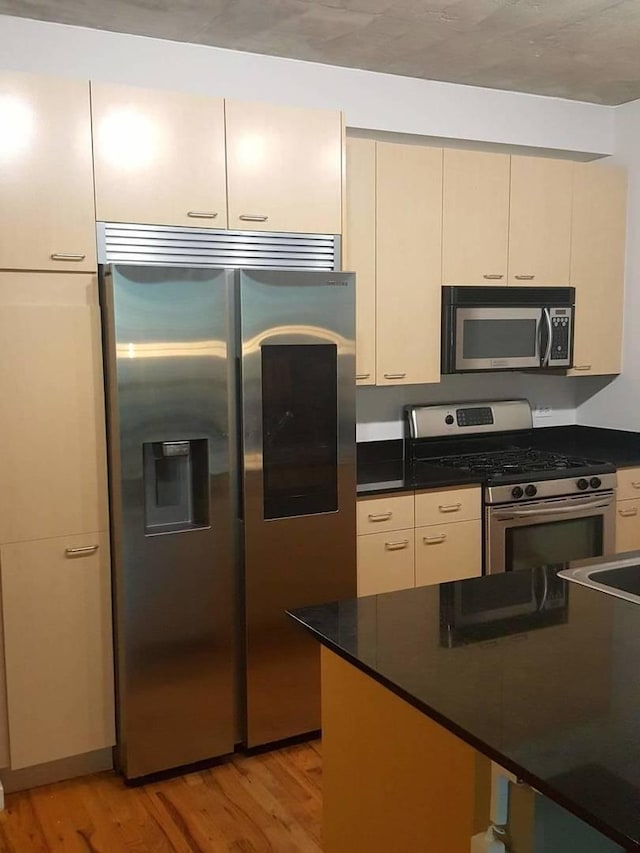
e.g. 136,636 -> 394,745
0,742 -> 322,852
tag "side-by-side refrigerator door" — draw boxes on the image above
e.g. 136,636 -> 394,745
101,264 -> 237,779
239,268 -> 356,748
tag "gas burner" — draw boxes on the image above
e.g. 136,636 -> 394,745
422,448 -> 597,479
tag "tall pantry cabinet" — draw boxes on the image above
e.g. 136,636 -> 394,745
0,71 -> 115,775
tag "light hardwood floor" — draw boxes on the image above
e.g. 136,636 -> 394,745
0,741 -> 322,852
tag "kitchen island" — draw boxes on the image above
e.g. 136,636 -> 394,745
290,564 -> 640,852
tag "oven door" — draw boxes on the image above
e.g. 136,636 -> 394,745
486,491 -> 616,575
455,307 -> 543,371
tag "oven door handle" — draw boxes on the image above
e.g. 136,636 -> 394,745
494,499 -> 612,520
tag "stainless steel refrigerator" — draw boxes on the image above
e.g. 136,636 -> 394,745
100,265 -> 356,780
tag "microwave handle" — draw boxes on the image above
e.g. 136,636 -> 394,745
542,307 -> 553,367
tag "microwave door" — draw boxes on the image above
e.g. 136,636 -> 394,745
454,307 -> 542,371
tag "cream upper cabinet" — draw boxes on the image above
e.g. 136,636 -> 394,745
442,149 -> 510,285
508,155 -> 573,285
376,143 -> 443,386
0,71 -> 96,272
569,163 -> 627,377
345,137 -> 376,385
0,273 -> 108,543
225,99 -> 343,234
91,82 -> 227,228
1,532 -> 115,769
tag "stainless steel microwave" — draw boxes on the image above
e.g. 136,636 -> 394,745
441,286 -> 575,373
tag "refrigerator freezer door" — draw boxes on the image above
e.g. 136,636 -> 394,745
239,269 -> 356,747
101,264 -> 237,779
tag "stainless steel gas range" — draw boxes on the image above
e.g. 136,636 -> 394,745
405,400 -> 617,575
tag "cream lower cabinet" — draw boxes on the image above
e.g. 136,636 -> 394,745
615,467 -> 640,554
1,533 -> 115,769
569,163 -> 627,376
357,487 -> 481,596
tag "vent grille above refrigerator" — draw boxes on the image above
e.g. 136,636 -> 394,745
97,222 -> 340,270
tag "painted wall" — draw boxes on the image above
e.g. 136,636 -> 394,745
0,14 -> 614,156
577,99 -> 640,431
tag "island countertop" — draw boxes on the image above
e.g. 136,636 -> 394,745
290,563 -> 640,851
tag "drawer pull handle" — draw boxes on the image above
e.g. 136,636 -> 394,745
385,540 -> 409,551
573,365 -> 592,371
632,482 -> 640,489
439,503 -> 462,513
383,373 -> 406,380
514,274 -> 535,280
50,253 -> 86,261
423,534 -> 447,545
368,512 -> 392,522
483,274 -> 504,280
65,545 -> 99,557
618,508 -> 639,517
239,214 -> 269,222
187,211 -> 218,219
356,373 -> 371,380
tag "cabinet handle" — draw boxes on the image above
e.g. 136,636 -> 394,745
385,539 -> 409,551
618,508 -> 639,517
383,373 -> 407,380
65,544 -> 99,557
187,211 -> 218,219
50,253 -> 86,261
438,503 -> 462,513
239,214 -> 269,222
368,512 -> 392,522
483,274 -> 504,280
631,482 -> 640,489
356,373 -> 371,380
514,275 -> 535,280
573,365 -> 592,371
423,534 -> 447,545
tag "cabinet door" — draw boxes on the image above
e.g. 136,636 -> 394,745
508,156 -> 573,286
357,531 -> 415,597
442,149 -> 509,286
357,493 -> 414,536
376,143 -> 443,386
1,533 -> 115,769
226,99 -> 342,234
0,71 -> 96,271
92,82 -> 227,228
345,137 -> 376,385
616,500 -> 640,554
569,163 -> 627,376
0,273 -> 108,543
414,520 -> 482,586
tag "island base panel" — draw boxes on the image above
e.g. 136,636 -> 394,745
321,647 -> 490,853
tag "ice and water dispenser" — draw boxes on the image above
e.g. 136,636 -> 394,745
143,439 -> 209,533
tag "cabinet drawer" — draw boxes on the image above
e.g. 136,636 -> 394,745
616,499 -> 640,554
616,468 -> 640,502
414,486 -> 480,528
414,520 -> 482,587
357,531 -> 415,597
357,493 -> 414,535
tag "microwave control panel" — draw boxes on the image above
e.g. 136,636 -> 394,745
548,307 -> 572,366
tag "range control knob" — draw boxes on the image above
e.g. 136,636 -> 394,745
445,415 -> 454,425
525,484 -> 537,497
577,478 -> 589,491
511,486 -> 524,499
590,476 -> 602,489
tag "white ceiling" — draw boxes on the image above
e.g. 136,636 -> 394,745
1,0 -> 640,105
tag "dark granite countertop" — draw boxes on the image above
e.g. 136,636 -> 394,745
290,564 -> 640,851
357,425 -> 640,496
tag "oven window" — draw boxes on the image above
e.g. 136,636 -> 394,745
261,343 -> 338,520
463,318 -> 537,359
506,517 -> 603,572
